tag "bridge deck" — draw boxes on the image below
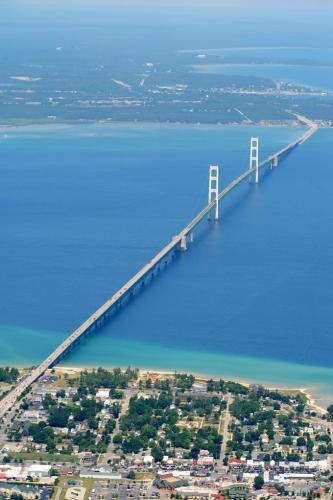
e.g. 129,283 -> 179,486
0,119 -> 317,417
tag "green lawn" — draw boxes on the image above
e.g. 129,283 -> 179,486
55,476 -> 92,500
9,452 -> 78,463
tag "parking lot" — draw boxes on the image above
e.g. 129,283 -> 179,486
90,480 -> 162,500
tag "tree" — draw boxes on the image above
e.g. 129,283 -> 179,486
174,373 -> 195,391
43,394 -> 56,410
152,446 -> 164,462
10,494 -> 23,500
79,367 -> 134,393
316,434 -> 331,443
297,436 -> 306,447
141,424 -> 157,440
113,433 -> 122,445
127,470 -> 135,480
287,452 -> 300,462
122,435 -> 143,454
48,406 -> 70,427
225,381 -> 248,395
110,403 -> 121,419
0,367 -> 19,384
274,483 -> 285,494
28,423 -> 55,447
327,404 -> 333,420
88,418 -> 98,430
254,476 -> 264,490
105,419 -> 116,434
272,451 -> 284,462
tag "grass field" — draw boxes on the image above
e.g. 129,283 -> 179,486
53,476 -> 93,500
9,452 -> 78,463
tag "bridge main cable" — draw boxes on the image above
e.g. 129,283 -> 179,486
0,118 -> 317,418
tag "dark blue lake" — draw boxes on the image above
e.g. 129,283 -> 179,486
0,123 -> 332,405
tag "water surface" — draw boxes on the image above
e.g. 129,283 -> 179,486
0,123 -> 332,405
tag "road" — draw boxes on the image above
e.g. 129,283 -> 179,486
217,394 -> 232,471
102,388 -> 135,464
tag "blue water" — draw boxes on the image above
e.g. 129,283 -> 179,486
194,63 -> 333,91
0,123 -> 333,405
191,46 -> 333,91
1,0 -> 333,406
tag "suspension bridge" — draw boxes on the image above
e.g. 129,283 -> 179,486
0,115 -> 317,418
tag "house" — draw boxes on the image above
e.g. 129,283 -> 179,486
191,383 -> 208,393
57,466 -> 76,476
228,457 -> 245,467
143,455 -> 153,465
0,465 -> 25,481
22,410 -> 43,422
197,456 -> 214,466
96,388 -> 110,399
199,450 -> 210,457
261,434 -> 269,445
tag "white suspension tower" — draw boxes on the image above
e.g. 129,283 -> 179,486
249,137 -> 259,184
208,165 -> 219,220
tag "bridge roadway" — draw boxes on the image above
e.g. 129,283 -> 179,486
0,119 -> 317,418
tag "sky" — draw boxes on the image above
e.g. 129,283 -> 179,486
0,1 -> 332,57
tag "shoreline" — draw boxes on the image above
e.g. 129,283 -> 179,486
5,350 -> 333,413
49,364 -> 327,414
0,118 -> 327,131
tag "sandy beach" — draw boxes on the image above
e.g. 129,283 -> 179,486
52,365 -> 328,413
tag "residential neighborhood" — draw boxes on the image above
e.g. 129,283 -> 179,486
1,367 -> 333,499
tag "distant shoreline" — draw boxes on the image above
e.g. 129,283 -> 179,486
0,118 -> 326,130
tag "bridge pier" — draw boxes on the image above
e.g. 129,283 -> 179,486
190,232 -> 193,244
208,165 -> 219,220
180,235 -> 187,251
249,137 -> 259,183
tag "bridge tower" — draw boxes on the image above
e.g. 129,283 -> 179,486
208,165 -> 219,220
249,137 -> 259,183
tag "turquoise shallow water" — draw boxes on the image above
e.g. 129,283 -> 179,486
0,123 -> 332,406
3,325 -> 333,408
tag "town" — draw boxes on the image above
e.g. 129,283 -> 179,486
0,367 -> 333,499
1,50 -> 333,128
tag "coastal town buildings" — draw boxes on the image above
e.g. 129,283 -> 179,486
0,367 -> 333,498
